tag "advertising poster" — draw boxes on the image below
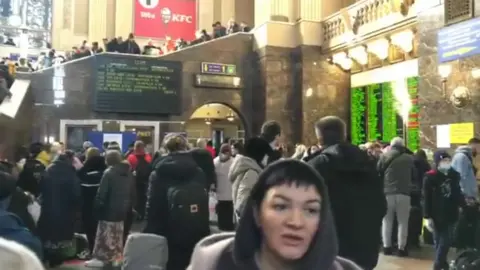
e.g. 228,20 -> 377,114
133,0 -> 197,41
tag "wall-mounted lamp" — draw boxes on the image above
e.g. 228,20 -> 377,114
226,110 -> 235,122
438,64 -> 452,97
205,119 -> 212,125
348,46 -> 368,65
472,68 -> 480,79
332,52 -> 353,71
391,30 -> 414,53
305,87 -> 313,97
367,38 -> 389,60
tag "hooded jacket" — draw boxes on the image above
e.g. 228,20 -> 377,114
307,143 -> 386,269
451,146 -> 478,198
95,161 -> 135,222
377,145 -> 416,195
214,155 -> 234,201
187,160 -> 361,270
228,155 -> 262,218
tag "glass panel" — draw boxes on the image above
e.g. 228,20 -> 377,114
124,126 -> 155,153
102,121 -> 120,132
66,125 -> 97,152
0,0 -> 52,48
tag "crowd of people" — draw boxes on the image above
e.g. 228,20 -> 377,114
0,18 -> 251,73
0,116 -> 478,270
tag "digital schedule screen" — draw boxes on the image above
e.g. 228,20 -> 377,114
350,77 -> 419,151
406,77 -> 419,151
367,84 -> 382,141
94,54 -> 182,114
350,87 -> 367,145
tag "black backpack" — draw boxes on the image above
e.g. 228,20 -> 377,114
166,169 -> 209,247
451,249 -> 480,269
134,155 -> 152,185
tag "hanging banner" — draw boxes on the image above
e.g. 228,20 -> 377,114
133,0 -> 197,41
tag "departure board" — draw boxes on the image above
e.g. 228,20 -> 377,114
350,87 -> 367,145
350,77 -> 419,149
367,84 -> 382,141
381,82 -> 399,142
94,54 -> 182,114
406,77 -> 419,151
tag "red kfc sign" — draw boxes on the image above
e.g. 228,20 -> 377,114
134,0 -> 197,41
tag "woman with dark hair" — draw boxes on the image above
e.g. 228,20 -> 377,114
77,147 -> 107,255
229,137 -> 271,220
188,159 -> 361,270
37,150 -> 81,268
231,142 -> 244,157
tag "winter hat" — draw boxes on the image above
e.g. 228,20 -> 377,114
433,150 -> 451,167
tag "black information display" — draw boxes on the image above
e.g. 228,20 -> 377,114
350,77 -> 419,150
350,87 -> 367,145
94,54 -> 182,114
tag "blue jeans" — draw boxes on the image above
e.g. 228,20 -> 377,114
433,224 -> 454,270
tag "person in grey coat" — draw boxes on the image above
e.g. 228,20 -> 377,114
377,137 -> 416,257
86,150 -> 136,268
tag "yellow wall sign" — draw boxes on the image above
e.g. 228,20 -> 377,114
449,123 -> 474,144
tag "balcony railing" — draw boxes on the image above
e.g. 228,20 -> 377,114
322,0 -> 417,50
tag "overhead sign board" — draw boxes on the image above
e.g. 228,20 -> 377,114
438,17 -> 480,63
201,62 -> 236,75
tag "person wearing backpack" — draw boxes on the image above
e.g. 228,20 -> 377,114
144,133 -> 210,270
423,151 -> 466,270
307,116 -> 387,270
127,141 -> 152,221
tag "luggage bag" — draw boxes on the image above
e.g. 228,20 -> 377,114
122,233 -> 168,270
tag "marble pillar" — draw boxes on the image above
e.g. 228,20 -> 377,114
88,0 -> 107,42
115,0 -> 133,37
417,1 -> 480,149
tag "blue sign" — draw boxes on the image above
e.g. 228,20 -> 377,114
438,17 -> 480,63
201,62 -> 236,75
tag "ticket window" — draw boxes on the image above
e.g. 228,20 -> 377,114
124,126 -> 155,153
65,125 -> 98,152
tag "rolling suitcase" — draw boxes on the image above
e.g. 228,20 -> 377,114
122,233 -> 168,270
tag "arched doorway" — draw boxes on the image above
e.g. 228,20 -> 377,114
185,103 -> 246,151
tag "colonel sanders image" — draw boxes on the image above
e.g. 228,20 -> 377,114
450,86 -> 471,108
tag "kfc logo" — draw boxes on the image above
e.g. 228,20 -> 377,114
160,8 -> 193,24
138,0 -> 159,9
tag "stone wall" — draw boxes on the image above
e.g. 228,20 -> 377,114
300,46 -> 350,146
418,2 -> 480,149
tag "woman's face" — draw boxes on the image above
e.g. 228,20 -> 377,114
310,145 -> 319,153
258,183 -> 321,261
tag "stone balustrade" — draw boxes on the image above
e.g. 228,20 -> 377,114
322,0 -> 417,50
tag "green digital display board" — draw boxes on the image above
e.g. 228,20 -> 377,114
407,77 -> 419,152
350,76 -> 419,151
350,87 -> 367,145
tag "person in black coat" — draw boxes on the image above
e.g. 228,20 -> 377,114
307,116 -> 386,270
77,148 -> 107,254
190,147 -> 216,189
260,120 -> 282,164
38,151 -> 81,268
144,134 -> 210,270
423,150 -> 465,270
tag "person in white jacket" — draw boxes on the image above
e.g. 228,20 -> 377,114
213,144 -> 235,231
229,137 -> 272,221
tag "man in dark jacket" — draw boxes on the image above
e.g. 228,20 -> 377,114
307,116 -> 386,270
190,147 -> 216,189
260,120 -> 282,164
423,151 -> 465,270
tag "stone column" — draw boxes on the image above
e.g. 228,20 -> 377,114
198,0 -> 222,32
88,0 -> 107,42
115,0 -> 133,37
